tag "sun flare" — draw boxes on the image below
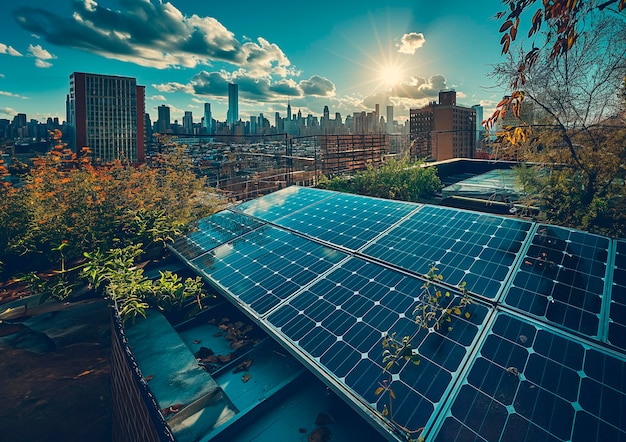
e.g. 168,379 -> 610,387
380,64 -> 402,87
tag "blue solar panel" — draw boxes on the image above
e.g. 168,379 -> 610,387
504,225 -> 610,338
362,205 -> 532,300
169,187 -> 625,442
170,210 -> 264,260
273,193 -> 418,250
267,257 -> 491,436
233,186 -> 334,221
608,240 -> 626,350
189,225 -> 346,315
432,312 -> 626,442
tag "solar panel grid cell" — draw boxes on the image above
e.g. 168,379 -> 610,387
234,186 -> 334,221
267,256 -> 490,434
362,205 -> 532,300
171,210 -> 264,260
505,225 -> 610,338
273,192 -> 418,250
190,225 -> 346,315
433,312 -> 626,442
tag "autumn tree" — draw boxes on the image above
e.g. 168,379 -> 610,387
1,130 -> 225,275
488,1 -> 626,237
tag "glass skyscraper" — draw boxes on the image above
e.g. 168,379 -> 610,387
227,83 -> 238,126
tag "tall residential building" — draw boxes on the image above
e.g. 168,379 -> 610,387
157,105 -> 171,133
203,103 -> 212,134
409,90 -> 476,161
67,72 -> 145,163
227,83 -> 238,126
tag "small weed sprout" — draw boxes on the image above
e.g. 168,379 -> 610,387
375,265 -> 472,441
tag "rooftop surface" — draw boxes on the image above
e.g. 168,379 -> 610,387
167,185 -> 625,441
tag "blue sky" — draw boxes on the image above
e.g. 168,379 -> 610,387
0,0 -> 508,125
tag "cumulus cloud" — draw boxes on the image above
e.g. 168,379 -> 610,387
0,90 -> 29,99
35,59 -> 53,68
153,71 -> 333,104
299,76 -> 335,97
187,71 -> 231,96
391,74 -> 447,99
152,82 -> 194,93
150,95 -> 167,101
0,43 -> 23,56
28,44 -> 55,60
397,32 -> 426,55
27,44 -> 57,67
13,0 -> 291,75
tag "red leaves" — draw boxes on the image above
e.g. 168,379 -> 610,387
501,33 -> 511,54
500,19 -> 514,33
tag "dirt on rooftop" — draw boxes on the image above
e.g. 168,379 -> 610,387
0,280 -> 112,442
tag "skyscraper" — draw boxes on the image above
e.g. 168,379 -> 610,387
227,83 -> 238,126
182,111 -> 193,134
67,72 -> 145,163
386,106 -> 394,133
203,103 -> 212,134
157,105 -> 171,133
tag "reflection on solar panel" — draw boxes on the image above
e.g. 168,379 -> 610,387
274,193 -> 418,250
189,225 -> 346,315
608,240 -> 626,350
362,206 -> 532,300
233,186 -> 334,221
433,312 -> 626,442
171,210 -> 265,260
504,225 -> 610,338
267,257 -> 490,434
169,186 -> 625,442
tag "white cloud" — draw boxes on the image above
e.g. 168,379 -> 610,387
35,59 -> 53,68
150,94 -> 167,101
391,74 -> 447,99
15,0 -> 292,75
0,107 -> 19,117
0,90 -> 29,99
152,82 -> 193,93
397,32 -> 426,55
0,43 -> 23,57
28,44 -> 55,60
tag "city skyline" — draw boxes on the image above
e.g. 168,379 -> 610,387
1,0 -> 508,125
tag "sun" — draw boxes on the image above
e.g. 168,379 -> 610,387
380,64 -> 403,87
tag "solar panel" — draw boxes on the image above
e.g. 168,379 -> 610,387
608,240 -> 626,350
189,225 -> 346,315
273,192 -> 418,250
504,225 -> 610,338
232,186 -> 334,221
169,186 -> 625,442
432,312 -> 626,442
362,205 -> 532,300
267,257 -> 491,436
170,210 -> 264,260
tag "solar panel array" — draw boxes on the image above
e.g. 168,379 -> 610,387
170,186 -> 626,442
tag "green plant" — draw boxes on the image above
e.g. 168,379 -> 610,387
153,271 -> 204,311
375,265 -> 471,440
